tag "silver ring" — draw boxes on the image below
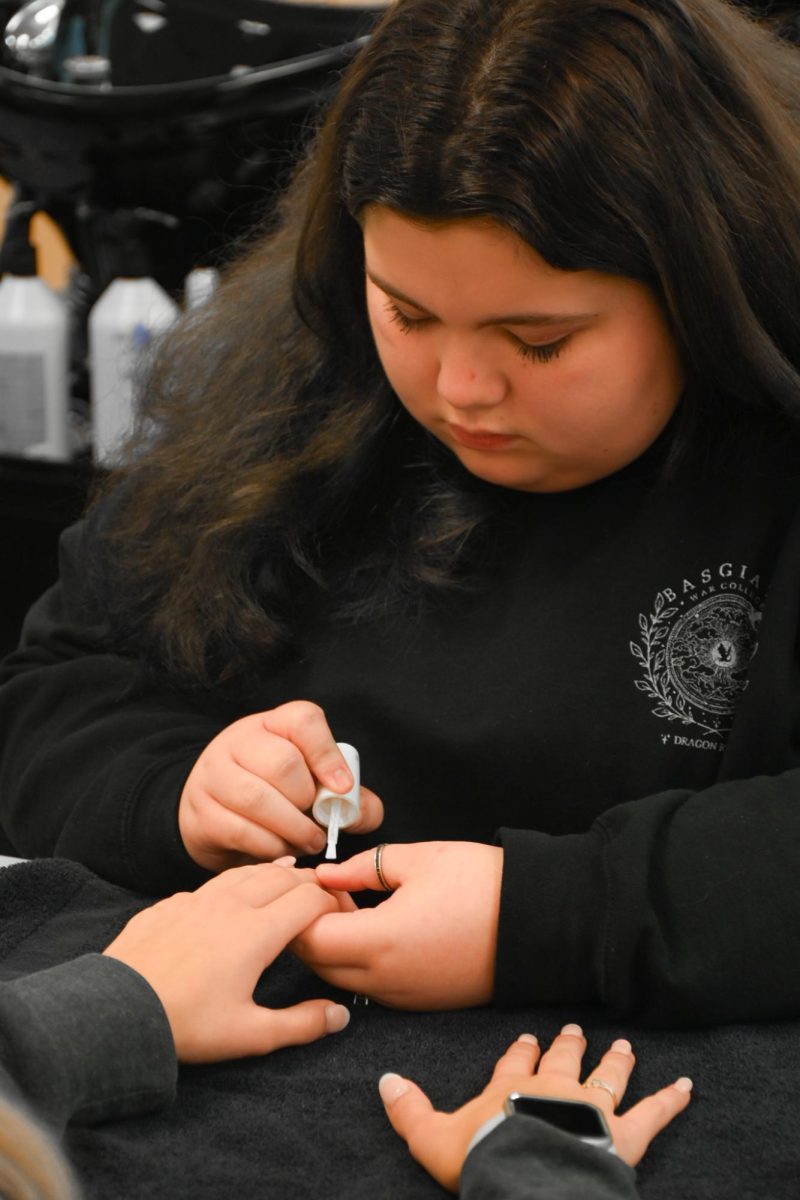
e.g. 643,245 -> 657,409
583,1077 -> 618,1105
374,843 -> 394,892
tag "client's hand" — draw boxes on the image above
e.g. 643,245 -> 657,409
178,702 -> 384,870
379,1026 -> 693,1192
293,842 -> 503,1008
102,863 -> 352,1062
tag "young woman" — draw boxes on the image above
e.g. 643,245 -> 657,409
2,0 -> 800,1025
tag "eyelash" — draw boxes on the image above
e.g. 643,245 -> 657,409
513,337 -> 568,364
384,301 -> 568,364
386,303 -> 427,333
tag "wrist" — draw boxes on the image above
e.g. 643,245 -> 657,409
468,1093 -> 616,1160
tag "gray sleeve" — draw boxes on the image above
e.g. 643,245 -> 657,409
0,953 -> 177,1133
461,1116 -> 640,1200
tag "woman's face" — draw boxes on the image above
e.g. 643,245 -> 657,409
363,206 -> 684,492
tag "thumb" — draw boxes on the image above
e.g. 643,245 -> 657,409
378,1075 -> 460,1194
378,1073 -> 435,1141
342,787 -> 384,834
241,999 -> 351,1056
613,1079 -> 693,1165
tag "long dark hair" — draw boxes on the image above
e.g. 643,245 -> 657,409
95,0 -> 800,684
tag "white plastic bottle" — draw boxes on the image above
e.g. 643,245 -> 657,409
183,266 -> 219,310
312,743 -> 362,860
88,276 -> 178,465
0,230 -> 70,460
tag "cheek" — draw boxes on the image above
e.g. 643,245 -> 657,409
543,331 -> 676,436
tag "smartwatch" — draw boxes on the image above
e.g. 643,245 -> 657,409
502,1093 -> 615,1153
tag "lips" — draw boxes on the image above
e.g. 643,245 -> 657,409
447,423 -> 517,450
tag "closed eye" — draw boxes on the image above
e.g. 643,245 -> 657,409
384,300 -> 430,331
513,335 -> 569,363
385,297 -> 569,363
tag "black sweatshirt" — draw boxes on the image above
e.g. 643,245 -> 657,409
2,418 -> 800,1025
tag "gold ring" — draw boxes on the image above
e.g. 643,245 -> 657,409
374,843 -> 394,892
583,1078 -> 618,1105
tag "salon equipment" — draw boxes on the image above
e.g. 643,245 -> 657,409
0,1 -> 386,455
0,2 -> 387,296
88,272 -> 177,463
0,196 -> 70,457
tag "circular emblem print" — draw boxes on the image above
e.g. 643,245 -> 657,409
630,580 -> 763,737
665,595 -> 759,715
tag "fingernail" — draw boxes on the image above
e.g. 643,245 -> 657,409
561,1023 -> 583,1037
518,1033 -> 538,1046
611,1038 -> 632,1054
307,829 -> 327,854
325,1004 -> 350,1034
675,1076 -> 693,1093
274,855 -> 297,868
378,1072 -> 409,1104
332,767 -> 351,791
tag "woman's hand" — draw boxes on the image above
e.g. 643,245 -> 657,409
102,863 -> 352,1062
292,842 -> 504,1008
379,1026 -> 693,1192
178,702 -> 384,870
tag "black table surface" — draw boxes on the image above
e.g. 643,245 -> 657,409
1,858 -> 798,1199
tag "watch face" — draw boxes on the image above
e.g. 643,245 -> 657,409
504,1094 -> 612,1140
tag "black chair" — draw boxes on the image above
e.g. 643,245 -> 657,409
0,1 -> 387,291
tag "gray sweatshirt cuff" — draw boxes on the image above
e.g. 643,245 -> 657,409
462,1115 -> 639,1200
0,953 -> 177,1131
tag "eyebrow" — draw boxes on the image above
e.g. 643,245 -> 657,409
366,270 -> 596,329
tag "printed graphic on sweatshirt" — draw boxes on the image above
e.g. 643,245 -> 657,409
630,562 -> 764,744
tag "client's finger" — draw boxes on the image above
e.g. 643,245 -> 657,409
536,1024 -> 586,1079
581,1039 -> 637,1110
257,882 -> 339,959
614,1079 -> 693,1166
378,1075 -> 458,1193
489,1035 -> 541,1083
290,908 -> 383,965
379,1072 -> 435,1138
191,862 -> 266,894
227,862 -> 306,906
245,998 -> 351,1056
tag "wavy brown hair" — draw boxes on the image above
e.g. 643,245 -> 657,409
94,0 -> 800,684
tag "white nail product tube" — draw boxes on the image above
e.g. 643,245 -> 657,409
312,743 -> 361,861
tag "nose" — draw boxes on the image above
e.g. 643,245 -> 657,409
436,336 -> 508,411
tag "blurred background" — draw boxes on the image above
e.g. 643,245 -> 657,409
0,0 -> 388,654
0,0 -> 796,655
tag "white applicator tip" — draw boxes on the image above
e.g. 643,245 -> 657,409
312,743 -> 361,862
325,798 -> 342,860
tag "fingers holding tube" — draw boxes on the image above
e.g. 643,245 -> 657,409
257,702 -> 354,795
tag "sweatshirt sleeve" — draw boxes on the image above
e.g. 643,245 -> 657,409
0,519 -> 219,895
494,771 -> 800,1023
0,953 -> 177,1133
461,1116 -> 639,1200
